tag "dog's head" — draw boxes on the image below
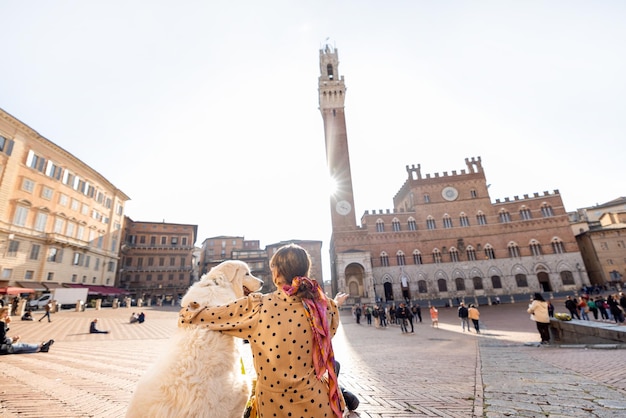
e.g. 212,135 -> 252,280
182,260 -> 263,308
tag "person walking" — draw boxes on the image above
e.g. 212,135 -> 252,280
412,303 -> 422,323
429,305 -> 439,328
458,302 -> 470,332
179,243 -> 349,418
527,293 -> 551,345
565,296 -> 580,320
364,305 -> 372,326
38,301 -> 52,323
354,305 -> 362,325
468,304 -> 480,333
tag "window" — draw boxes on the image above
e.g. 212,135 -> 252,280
459,214 -> 470,227
541,204 -> 554,217
530,240 -> 543,256
159,257 -> 165,267
161,236 -> 167,245
54,218 -> 64,233
171,237 -> 178,245
46,272 -> 54,281
455,277 -> 465,291
150,236 -> 156,245
29,244 -> 40,260
169,274 -> 174,281
499,210 -> 511,223
59,194 -> 68,206
7,240 -> 19,257
515,274 -> 528,287
66,222 -> 75,238
140,235 -> 146,244
180,257 -> 186,267
520,207 -> 532,220
476,212 -> 487,225
432,249 -> 442,264
34,212 -> 48,231
45,160 -> 63,180
137,258 -> 143,267
443,215 -> 453,229
25,270 -> 34,280
94,258 -> 100,270
380,252 -> 389,267
146,274 -> 152,281
466,246 -> 476,261
491,275 -> 502,289
396,251 -> 406,266
508,243 -> 520,258
484,245 -> 496,260
170,257 -> 175,266
2,269 -> 13,279
71,274 -> 78,283
437,279 -> 447,292
108,261 -> 115,272
426,217 -> 436,230
470,189 -> 477,198
77,225 -> 84,240
71,199 -> 80,211
407,218 -> 417,231
473,276 -> 484,290
26,150 -> 46,172
48,248 -> 58,262
418,280 -> 428,293
413,250 -> 423,265
148,257 -> 154,266
41,186 -> 54,200
551,238 -> 565,254
0,135 -> 15,155
157,274 -> 163,281
445,247 -> 457,262
13,206 -> 29,226
560,271 -> 575,285
376,219 -> 385,232
182,237 -> 188,245
391,219 -> 401,232
85,255 -> 90,268
72,252 -> 82,266
424,194 -> 430,203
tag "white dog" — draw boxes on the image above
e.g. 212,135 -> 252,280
126,260 -> 263,418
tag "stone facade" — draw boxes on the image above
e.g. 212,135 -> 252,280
0,108 -> 129,292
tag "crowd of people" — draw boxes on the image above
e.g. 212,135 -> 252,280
564,292 -> 626,323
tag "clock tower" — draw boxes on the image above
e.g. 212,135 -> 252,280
319,43 -> 357,230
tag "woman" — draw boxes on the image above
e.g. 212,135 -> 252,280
180,244 -> 348,418
468,304 -> 480,333
1,307 -> 54,354
527,293 -> 551,345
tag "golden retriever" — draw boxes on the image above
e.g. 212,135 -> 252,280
126,260 -> 263,418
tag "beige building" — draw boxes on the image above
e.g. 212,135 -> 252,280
318,45 -> 588,306
570,198 -> 626,288
118,217 -> 197,301
0,108 -> 129,293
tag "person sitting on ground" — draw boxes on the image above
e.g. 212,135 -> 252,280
21,310 -> 33,321
89,318 -> 110,334
1,307 -> 54,354
130,312 -> 139,324
137,312 -> 145,323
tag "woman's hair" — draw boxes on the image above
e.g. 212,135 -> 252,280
533,292 -> 545,301
0,306 -> 9,317
271,243 -> 311,284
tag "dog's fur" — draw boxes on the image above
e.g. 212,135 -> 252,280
126,260 -> 263,418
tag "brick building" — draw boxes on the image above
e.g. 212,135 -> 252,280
318,45 -> 588,306
118,217 -> 197,301
0,108 -> 129,294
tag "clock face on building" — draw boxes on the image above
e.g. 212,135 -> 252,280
442,186 -> 459,201
335,200 -> 352,215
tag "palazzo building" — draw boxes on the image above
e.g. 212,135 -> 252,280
318,45 -> 589,306
0,108 -> 129,293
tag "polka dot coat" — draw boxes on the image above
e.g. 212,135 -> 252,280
181,289 -> 341,418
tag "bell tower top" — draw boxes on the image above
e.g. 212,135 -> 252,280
319,42 -> 346,111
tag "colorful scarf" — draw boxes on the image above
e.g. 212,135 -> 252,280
283,277 -> 342,418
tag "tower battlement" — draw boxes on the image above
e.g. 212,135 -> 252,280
494,190 -> 561,204
406,156 -> 482,181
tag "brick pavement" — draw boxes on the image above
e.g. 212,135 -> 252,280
1,303 -> 626,417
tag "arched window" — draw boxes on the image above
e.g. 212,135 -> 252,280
499,210 -> 511,223
449,247 -> 459,262
551,238 -> 565,254
515,274 -> 528,287
459,213 -> 470,227
413,250 -> 423,265
560,270 -> 575,285
472,276 -> 484,290
432,248 -> 442,264
376,219 -> 385,233
380,251 -> 389,267
508,242 -> 520,258
424,194 -> 431,203
418,280 -> 428,293
541,204 -> 554,217
476,211 -> 487,225
327,64 -> 334,79
529,240 -> 543,256
437,278 -> 448,292
392,218 -> 401,232
443,214 -> 453,229
407,217 -> 417,231
466,246 -> 476,261
396,250 -> 406,266
484,244 -> 496,260
491,275 -> 502,289
455,277 -> 465,291
520,206 -> 532,220
426,216 -> 436,230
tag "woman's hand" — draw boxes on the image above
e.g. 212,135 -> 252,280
334,292 -> 349,307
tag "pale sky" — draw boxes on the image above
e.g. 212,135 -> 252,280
2,1 -> 625,281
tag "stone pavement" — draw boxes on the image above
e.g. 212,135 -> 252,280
1,302 -> 626,417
